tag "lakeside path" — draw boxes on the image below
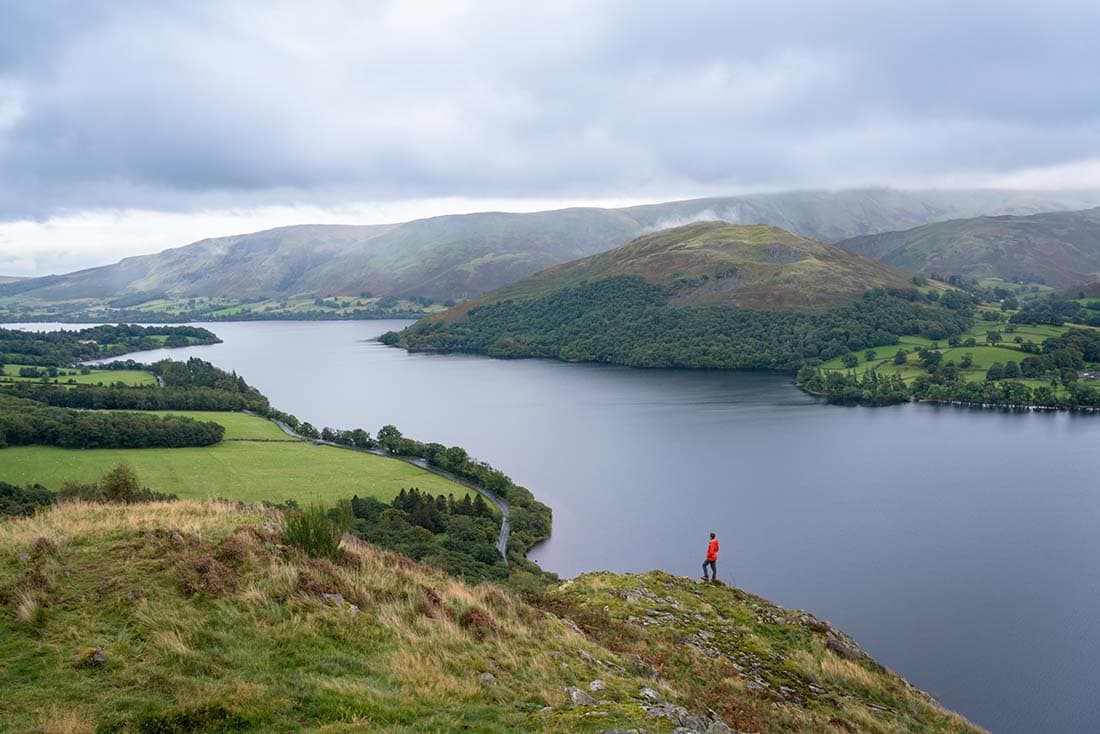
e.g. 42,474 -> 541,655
255,412 -> 511,563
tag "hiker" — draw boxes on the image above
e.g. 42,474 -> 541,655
702,532 -> 719,582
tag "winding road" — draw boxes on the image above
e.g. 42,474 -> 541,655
258,413 -> 511,563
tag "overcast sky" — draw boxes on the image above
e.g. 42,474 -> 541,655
3,0 -> 1100,276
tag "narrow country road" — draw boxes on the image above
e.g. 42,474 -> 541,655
257,413 -> 511,563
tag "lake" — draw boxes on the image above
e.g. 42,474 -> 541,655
11,319 -> 1100,733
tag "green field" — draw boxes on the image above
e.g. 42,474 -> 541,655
145,411 -> 296,441
0,412 -> 474,505
0,364 -> 156,387
0,443 -> 472,504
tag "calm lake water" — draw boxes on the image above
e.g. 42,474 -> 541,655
12,319 -> 1100,733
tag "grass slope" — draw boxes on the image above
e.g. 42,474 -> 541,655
0,412 -> 470,505
0,501 -> 981,733
836,207 -> 1100,289
462,222 -> 910,312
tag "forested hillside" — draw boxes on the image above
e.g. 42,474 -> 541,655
388,223 -> 972,369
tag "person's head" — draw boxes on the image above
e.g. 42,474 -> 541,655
709,532 -> 715,539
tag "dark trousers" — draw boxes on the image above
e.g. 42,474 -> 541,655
702,559 -> 717,580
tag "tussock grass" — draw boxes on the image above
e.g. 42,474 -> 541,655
0,502 -> 982,733
0,501 -> 671,733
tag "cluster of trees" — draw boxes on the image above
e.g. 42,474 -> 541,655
371,424 -> 551,565
0,481 -> 55,517
343,490 -> 506,582
0,325 -> 219,367
388,276 -> 973,370
154,358 -> 267,401
390,487 -> 495,531
796,367 -> 912,405
1010,299 -> 1100,327
0,394 -> 224,449
2,358 -> 272,413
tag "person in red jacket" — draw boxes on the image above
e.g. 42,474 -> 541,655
702,532 -> 719,582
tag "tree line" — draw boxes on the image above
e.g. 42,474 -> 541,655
388,276 -> 974,370
0,394 -> 225,449
0,324 -> 219,367
338,488 -> 508,583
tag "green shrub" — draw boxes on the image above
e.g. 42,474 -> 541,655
282,502 -> 351,561
58,464 -> 177,504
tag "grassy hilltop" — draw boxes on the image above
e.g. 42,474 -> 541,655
0,501 -> 981,733
473,222 -> 910,310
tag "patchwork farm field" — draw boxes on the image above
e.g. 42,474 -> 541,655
0,364 -> 156,386
0,411 -> 472,505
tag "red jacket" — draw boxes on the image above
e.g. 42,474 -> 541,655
706,538 -> 719,561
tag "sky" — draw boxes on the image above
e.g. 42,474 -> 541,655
2,0 -> 1100,276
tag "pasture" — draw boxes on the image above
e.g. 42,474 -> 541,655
0,411 -> 474,505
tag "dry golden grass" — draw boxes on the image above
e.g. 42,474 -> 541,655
37,708 -> 95,734
0,502 -> 983,734
820,653 -> 881,690
15,589 -> 44,627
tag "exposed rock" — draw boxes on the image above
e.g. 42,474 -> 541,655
321,592 -> 345,606
588,679 -> 605,692
17,552 -> 30,562
644,703 -> 706,731
630,658 -> 660,680
170,531 -> 184,544
560,617 -> 584,635
566,686 -> 598,706
478,672 -> 498,687
639,686 -> 661,702
827,637 -> 861,661
75,646 -> 107,669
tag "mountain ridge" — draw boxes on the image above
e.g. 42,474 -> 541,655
835,206 -> 1100,289
6,188 -> 1100,306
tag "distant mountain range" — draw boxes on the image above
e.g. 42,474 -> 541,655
6,188 -> 1100,305
835,207 -> 1100,289
0,276 -> 24,284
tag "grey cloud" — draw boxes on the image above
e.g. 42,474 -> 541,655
2,0 -> 1100,220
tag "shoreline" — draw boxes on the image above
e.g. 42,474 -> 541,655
252,411 -> 516,563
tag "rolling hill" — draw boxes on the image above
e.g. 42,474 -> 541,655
388,222 -> 973,370
835,207 -> 1100,289
478,221 -> 911,310
5,188 -> 1100,308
